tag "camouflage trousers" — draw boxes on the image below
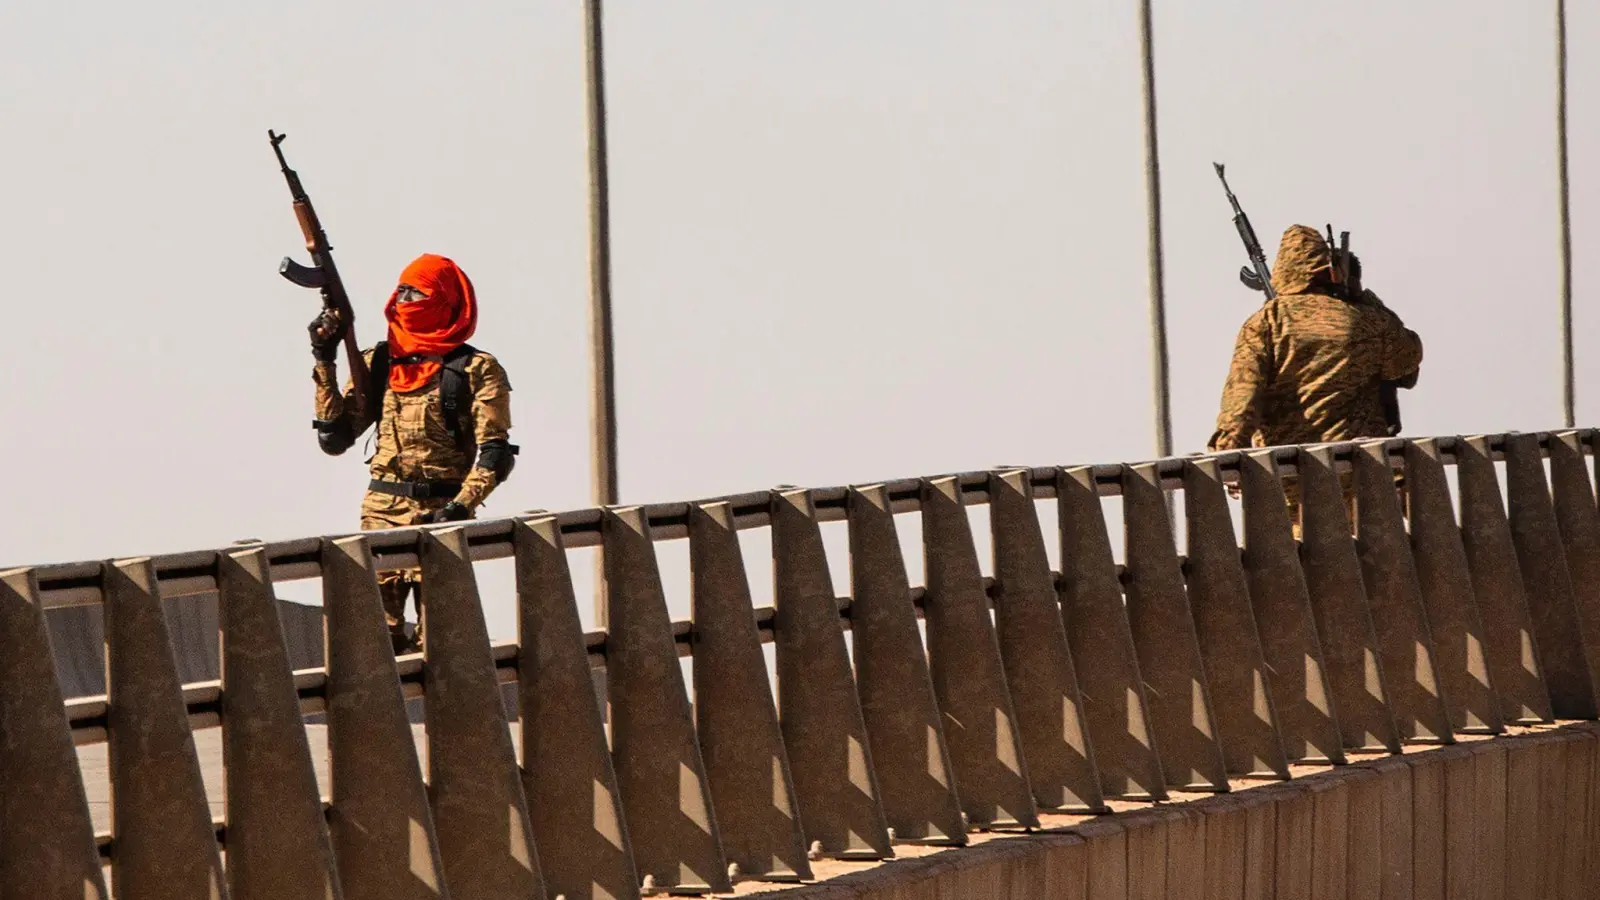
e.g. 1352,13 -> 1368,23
361,488 -> 454,655
378,569 -> 425,655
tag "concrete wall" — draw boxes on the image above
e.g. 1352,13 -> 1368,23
756,725 -> 1600,899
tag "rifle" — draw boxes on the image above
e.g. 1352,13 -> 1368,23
1326,224 -> 1350,287
1213,163 -> 1275,299
268,130 -> 369,416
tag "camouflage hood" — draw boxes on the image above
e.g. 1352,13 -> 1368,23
1270,224 -> 1334,296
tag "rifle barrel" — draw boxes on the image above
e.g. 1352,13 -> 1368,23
1215,162 -> 1276,300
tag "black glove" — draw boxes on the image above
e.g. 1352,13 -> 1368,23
420,502 -> 471,525
308,308 -> 347,362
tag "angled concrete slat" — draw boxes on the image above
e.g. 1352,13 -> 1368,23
1182,459 -> 1291,778
217,548 -> 344,900
988,470 -> 1105,812
515,517 -> 640,900
1547,432 -> 1600,718
602,508 -> 733,892
772,490 -> 894,859
514,517 -> 640,900
1402,440 -> 1503,735
1504,433 -> 1599,718
104,557 -> 230,900
921,476 -> 1039,828
420,528 -> 548,900
845,484 -> 967,845
1056,468 -> 1166,800
322,536 -> 448,900
1296,448 -> 1401,752
688,502 -> 812,882
1237,452 -> 1344,765
0,568 -> 108,900
1120,465 -> 1229,791
1351,443 -> 1453,744
1456,437 -> 1553,724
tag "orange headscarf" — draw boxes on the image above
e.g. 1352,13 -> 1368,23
383,253 -> 477,393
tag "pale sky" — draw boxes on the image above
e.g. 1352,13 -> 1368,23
1,1 -> 1593,637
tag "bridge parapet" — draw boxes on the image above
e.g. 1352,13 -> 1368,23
2,430 -> 1597,898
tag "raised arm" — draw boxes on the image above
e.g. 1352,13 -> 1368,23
308,308 -> 377,455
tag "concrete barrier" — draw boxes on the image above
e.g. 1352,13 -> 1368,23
737,725 -> 1600,898
3,430 -> 1597,898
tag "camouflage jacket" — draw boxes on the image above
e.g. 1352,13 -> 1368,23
313,347 -> 513,526
1207,225 -> 1422,451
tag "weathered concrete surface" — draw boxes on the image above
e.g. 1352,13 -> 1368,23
45,431 -> 1600,899
732,723 -> 1600,898
77,725 -> 377,834
46,595 -> 326,700
76,722 -> 1600,898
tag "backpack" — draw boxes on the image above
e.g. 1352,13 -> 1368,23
366,341 -> 478,450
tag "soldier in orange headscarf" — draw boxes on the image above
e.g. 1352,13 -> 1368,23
309,253 -> 518,654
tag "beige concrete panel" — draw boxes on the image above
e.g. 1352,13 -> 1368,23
920,476 -> 1038,828
217,548 -> 343,900
0,568 -> 108,900
688,502 -> 811,882
1056,468 -> 1167,801
103,557 -> 229,900
420,528 -> 547,900
988,470 -> 1104,812
513,517 -> 640,900
846,484 -> 967,845
321,536 -> 447,900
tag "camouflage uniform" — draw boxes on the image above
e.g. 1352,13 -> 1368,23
313,349 -> 513,651
1207,225 -> 1422,532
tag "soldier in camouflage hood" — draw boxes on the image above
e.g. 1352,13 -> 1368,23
1206,225 -> 1422,528
309,253 -> 519,654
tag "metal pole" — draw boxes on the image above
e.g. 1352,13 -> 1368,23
1557,0 -> 1575,428
585,0 -> 617,626
1139,0 -> 1173,460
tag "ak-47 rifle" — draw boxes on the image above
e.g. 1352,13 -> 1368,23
268,130 -> 369,415
1212,165 -> 1407,436
1326,224 -> 1349,285
1214,163 -> 1276,299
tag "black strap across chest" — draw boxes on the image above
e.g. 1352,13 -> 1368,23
368,341 -> 478,448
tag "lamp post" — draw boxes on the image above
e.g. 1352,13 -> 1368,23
1139,0 -> 1173,461
585,0 -> 617,626
1556,0 -> 1575,427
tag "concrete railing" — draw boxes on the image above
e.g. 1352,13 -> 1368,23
2,430 -> 1599,898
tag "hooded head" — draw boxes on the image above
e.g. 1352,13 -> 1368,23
383,253 -> 477,392
1270,224 -> 1334,296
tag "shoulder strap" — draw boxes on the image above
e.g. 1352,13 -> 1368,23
366,341 -> 391,412
439,344 -> 477,448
